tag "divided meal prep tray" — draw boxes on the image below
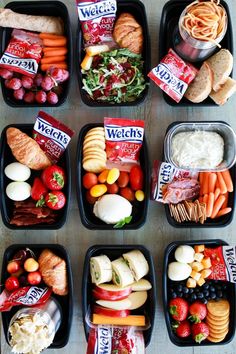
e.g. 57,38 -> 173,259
0,1 -> 72,107
76,123 -> 150,230
76,0 -> 151,107
163,239 -> 236,346
159,0 -> 233,107
0,124 -> 71,230
1,244 -> 73,348
82,245 -> 156,347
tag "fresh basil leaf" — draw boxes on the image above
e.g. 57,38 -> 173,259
113,216 -> 133,229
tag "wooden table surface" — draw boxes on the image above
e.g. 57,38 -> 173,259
0,0 -> 236,353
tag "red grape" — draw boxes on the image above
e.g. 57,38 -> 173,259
61,69 -> 69,82
47,91 -> 58,104
13,87 -> 25,100
34,73 -> 43,87
7,78 -> 22,90
35,90 -> 47,103
4,79 -> 11,89
24,91 -> 35,103
41,76 -> 54,91
0,68 -> 13,79
47,67 -> 64,82
21,76 -> 34,89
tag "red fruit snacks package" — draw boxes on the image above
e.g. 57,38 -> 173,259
148,48 -> 198,103
76,0 -> 117,45
0,29 -> 43,77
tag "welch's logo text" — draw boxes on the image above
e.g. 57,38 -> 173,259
78,0 -> 117,21
223,246 -> 236,282
154,63 -> 188,98
34,118 -> 70,149
96,326 -> 111,354
105,125 -> 144,143
0,53 -> 37,75
18,287 -> 48,305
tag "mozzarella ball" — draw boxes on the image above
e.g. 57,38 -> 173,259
175,245 -> 195,263
168,261 -> 192,281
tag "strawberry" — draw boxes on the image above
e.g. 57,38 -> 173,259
192,322 -> 209,343
189,301 -> 207,323
174,320 -> 191,338
31,177 -> 47,206
169,298 -> 188,321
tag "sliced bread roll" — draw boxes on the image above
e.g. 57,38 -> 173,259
206,49 -> 233,91
184,62 -> 213,103
210,77 -> 236,105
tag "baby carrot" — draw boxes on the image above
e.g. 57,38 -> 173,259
215,207 -> 232,218
211,195 -> 226,219
40,33 -> 66,40
43,38 -> 67,47
208,173 -> 217,194
202,173 -> 209,195
41,62 -> 68,71
43,48 -> 68,57
206,192 -> 214,218
221,169 -> 233,192
203,194 -> 208,205
221,192 -> 228,209
214,187 -> 221,201
199,172 -> 204,196
41,55 -> 66,64
216,172 -> 227,194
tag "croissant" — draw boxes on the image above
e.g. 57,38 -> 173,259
6,127 -> 52,170
113,13 -> 143,54
38,249 -> 68,296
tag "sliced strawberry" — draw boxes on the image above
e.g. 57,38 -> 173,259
31,177 -> 47,206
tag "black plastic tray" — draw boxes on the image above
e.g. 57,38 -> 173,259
0,124 -> 71,230
76,0 -> 150,107
164,121 -> 236,228
163,239 -> 236,346
1,244 -> 73,348
0,1 -> 72,107
76,123 -> 149,230
82,245 -> 156,347
159,0 -> 233,107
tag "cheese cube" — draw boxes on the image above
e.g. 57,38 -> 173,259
190,270 -> 201,281
194,253 -> 204,262
201,269 -> 212,279
194,245 -> 205,253
191,261 -> 204,272
197,277 -> 205,286
202,257 -> 212,268
186,277 -> 197,288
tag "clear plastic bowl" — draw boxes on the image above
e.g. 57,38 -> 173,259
164,121 -> 236,172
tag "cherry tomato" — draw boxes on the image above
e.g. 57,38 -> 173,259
130,166 -> 144,191
106,183 -> 119,194
5,276 -> 20,292
7,260 -> 21,274
45,191 -> 66,210
83,172 -> 98,189
117,171 -> 129,188
86,190 -> 98,205
41,165 -> 66,190
27,271 -> 42,285
120,187 -> 135,202
24,258 -> 39,272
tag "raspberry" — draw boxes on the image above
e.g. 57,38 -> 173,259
47,91 -> 59,104
0,68 -> 13,79
35,90 -> 47,104
34,73 -> 43,87
13,88 -> 25,100
7,78 -> 22,90
21,76 -> 34,89
41,76 -> 54,91
24,91 -> 35,103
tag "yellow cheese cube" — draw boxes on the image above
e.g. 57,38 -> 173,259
194,253 -> 204,262
186,277 -> 197,288
191,261 -> 204,272
201,269 -> 212,279
202,257 -> 212,269
197,277 -> 206,286
194,245 -> 205,253
190,270 -> 201,281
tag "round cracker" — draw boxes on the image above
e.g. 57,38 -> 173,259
209,326 -> 229,336
87,127 -> 104,134
83,140 -> 106,150
206,318 -> 229,330
207,300 -> 230,317
84,136 -> 105,145
83,158 -> 106,173
83,148 -> 106,159
207,312 -> 229,322
209,329 -> 229,339
207,334 -> 227,343
83,155 -> 106,164
85,130 -> 105,139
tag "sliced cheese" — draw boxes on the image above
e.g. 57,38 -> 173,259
112,257 -> 134,287
90,255 -> 112,285
122,250 -> 149,281
92,314 -> 145,326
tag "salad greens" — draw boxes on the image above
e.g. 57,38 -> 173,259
82,49 -> 147,103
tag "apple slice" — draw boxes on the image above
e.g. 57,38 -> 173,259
93,284 -> 132,301
93,305 -> 130,318
127,291 -> 148,310
96,297 -> 131,310
131,279 -> 152,292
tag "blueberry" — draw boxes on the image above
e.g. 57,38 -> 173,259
190,294 -> 197,302
203,290 -> 209,297
182,286 -> 189,294
203,283 -> 209,290
210,286 -> 216,292
172,292 -> 177,299
170,288 -> 174,293
216,290 -> 223,298
178,292 -> 183,298
216,285 -> 222,291
202,298 -> 208,304
210,292 -> 216,299
189,289 -> 194,294
195,288 -> 200,293
197,292 -> 204,299
177,285 -> 183,292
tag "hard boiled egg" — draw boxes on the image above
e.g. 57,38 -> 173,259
168,261 -> 192,281
174,245 -> 195,264
93,194 -> 132,224
6,182 -> 31,201
4,162 -> 31,181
